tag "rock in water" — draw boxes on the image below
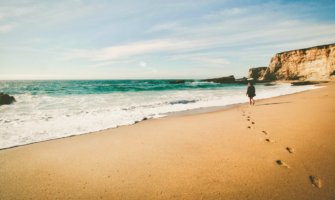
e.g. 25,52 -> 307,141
202,75 -> 235,83
235,77 -> 248,84
0,93 -> 16,106
169,80 -> 186,84
291,81 -> 327,86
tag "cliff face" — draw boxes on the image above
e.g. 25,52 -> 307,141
248,67 -> 267,80
258,44 -> 335,81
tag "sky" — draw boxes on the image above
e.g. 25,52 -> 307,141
0,0 -> 335,80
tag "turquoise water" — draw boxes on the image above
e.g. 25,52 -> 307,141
0,80 -> 240,96
0,80 -> 319,149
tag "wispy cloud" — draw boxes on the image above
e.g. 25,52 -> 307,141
66,38 -> 219,61
204,7 -> 247,19
67,16 -> 335,64
190,57 -> 230,66
0,1 -> 101,29
0,24 -> 15,33
1,0 -> 335,79
146,23 -> 181,33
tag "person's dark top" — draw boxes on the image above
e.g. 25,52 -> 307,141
247,85 -> 256,97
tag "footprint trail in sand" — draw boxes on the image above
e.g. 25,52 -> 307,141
265,138 -> 274,143
286,147 -> 294,154
309,176 -> 322,188
275,160 -> 290,168
241,109 -> 323,188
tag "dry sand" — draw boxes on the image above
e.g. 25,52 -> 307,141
1,83 -> 335,200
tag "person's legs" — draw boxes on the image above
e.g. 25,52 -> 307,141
249,97 -> 255,105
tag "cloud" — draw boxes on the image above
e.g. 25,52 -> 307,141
67,16 -> 335,64
92,40 -> 176,61
146,23 -> 180,33
221,7 -> 245,15
0,1 -> 101,30
0,24 -> 15,33
0,5 -> 38,20
167,52 -> 231,67
2,0 -> 335,79
61,0 -> 335,67
204,7 -> 246,19
66,38 -> 216,61
191,57 -> 230,65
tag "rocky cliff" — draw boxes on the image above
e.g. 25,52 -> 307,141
248,67 -> 267,80
255,43 -> 335,81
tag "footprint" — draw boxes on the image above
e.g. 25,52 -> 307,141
286,147 -> 294,154
247,119 -> 250,121
262,131 -> 268,135
275,160 -> 290,168
247,126 -> 251,129
309,176 -> 322,188
265,138 -> 273,143
251,122 -> 255,124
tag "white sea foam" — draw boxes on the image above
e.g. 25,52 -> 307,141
0,83 -> 321,149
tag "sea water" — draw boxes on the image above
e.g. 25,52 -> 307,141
0,80 -> 319,149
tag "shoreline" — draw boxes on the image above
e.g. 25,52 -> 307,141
0,100 -> 239,151
0,83 -> 323,151
1,83 -> 335,199
0,103 -> 237,151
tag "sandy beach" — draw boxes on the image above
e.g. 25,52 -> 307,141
1,83 -> 335,200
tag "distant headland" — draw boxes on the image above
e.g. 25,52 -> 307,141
200,43 -> 335,84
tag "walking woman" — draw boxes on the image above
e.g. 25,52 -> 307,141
246,82 -> 256,105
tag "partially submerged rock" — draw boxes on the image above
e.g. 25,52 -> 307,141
264,83 -> 276,86
291,81 -> 328,86
235,77 -> 248,84
169,80 -> 186,84
0,93 -> 16,106
202,75 -> 235,84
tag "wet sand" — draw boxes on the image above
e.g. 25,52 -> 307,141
1,83 -> 335,199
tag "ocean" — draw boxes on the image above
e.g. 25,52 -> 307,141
0,80 -> 319,149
